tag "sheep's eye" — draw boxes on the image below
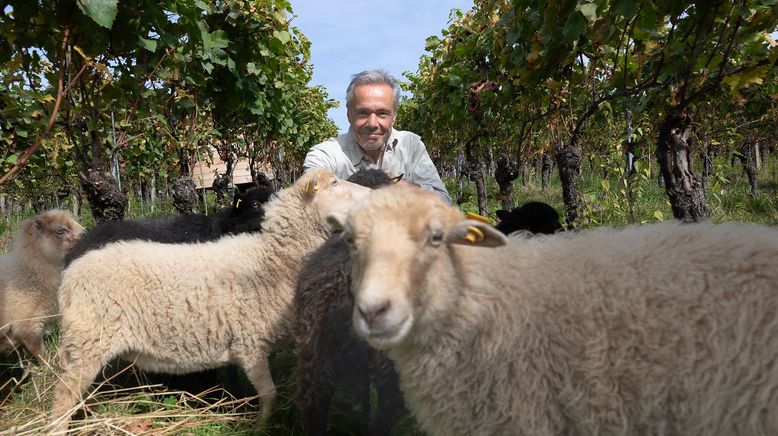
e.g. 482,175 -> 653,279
429,229 -> 444,246
250,201 -> 260,208
56,228 -> 69,235
330,178 -> 339,186
341,232 -> 355,247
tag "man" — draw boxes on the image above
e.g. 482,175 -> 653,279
303,69 -> 452,205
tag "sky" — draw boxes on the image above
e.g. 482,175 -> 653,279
289,0 -> 475,134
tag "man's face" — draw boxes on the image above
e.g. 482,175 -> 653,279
347,84 -> 396,152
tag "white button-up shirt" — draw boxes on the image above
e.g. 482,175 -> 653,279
303,128 -> 452,204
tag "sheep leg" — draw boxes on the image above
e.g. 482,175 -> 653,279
368,352 -> 406,435
49,356 -> 103,434
369,371 -> 406,436
0,334 -> 13,354
243,356 -> 276,424
5,320 -> 47,365
18,329 -> 46,366
300,375 -> 335,436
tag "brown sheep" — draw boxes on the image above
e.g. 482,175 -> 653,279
0,210 -> 84,359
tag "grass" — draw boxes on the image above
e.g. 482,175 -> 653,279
1,341 -> 418,435
449,154 -> 778,227
1,154 -> 776,434
1,338 -> 262,435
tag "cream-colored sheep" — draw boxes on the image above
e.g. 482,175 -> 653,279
49,169 -> 370,433
1,210 -> 84,360
329,184 -> 778,436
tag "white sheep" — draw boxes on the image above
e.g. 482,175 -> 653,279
1,210 -> 84,360
50,168 -> 370,433
328,184 -> 778,436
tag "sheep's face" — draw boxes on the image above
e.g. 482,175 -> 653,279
329,185 -> 507,349
24,210 -> 85,263
299,168 -> 371,220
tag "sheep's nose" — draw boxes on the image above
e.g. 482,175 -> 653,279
358,301 -> 391,328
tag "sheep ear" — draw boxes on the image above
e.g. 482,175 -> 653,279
495,209 -> 509,221
24,219 -> 37,235
446,220 -> 508,247
326,212 -> 347,233
304,174 -> 320,197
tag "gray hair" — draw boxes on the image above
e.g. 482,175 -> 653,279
346,69 -> 401,113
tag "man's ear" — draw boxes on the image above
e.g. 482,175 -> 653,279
446,220 -> 508,247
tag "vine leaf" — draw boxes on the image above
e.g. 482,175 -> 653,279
77,0 -> 119,29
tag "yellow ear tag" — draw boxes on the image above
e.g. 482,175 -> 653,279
464,225 -> 485,243
235,199 -> 242,207
305,180 -> 319,193
313,184 -> 319,192
465,211 -> 491,224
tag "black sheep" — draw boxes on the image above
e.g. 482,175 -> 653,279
63,185 -> 273,400
64,185 -> 272,266
494,200 -> 564,235
294,169 -> 406,436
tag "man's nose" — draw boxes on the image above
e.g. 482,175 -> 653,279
366,113 -> 379,126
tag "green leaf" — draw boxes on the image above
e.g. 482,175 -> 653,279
77,0 -> 118,29
6,153 -> 18,164
273,30 -> 291,45
652,210 -> 664,221
194,0 -> 212,13
425,36 -> 442,51
563,11 -> 586,42
613,0 -> 637,18
576,3 -> 597,23
138,37 -> 157,52
247,62 -> 261,75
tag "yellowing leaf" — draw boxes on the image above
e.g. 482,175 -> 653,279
73,45 -> 91,62
723,65 -> 769,94
526,49 -> 539,64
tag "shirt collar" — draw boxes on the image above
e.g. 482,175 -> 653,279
345,127 -> 398,166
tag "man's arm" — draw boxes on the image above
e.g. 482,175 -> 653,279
407,140 -> 453,205
303,142 -> 337,173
